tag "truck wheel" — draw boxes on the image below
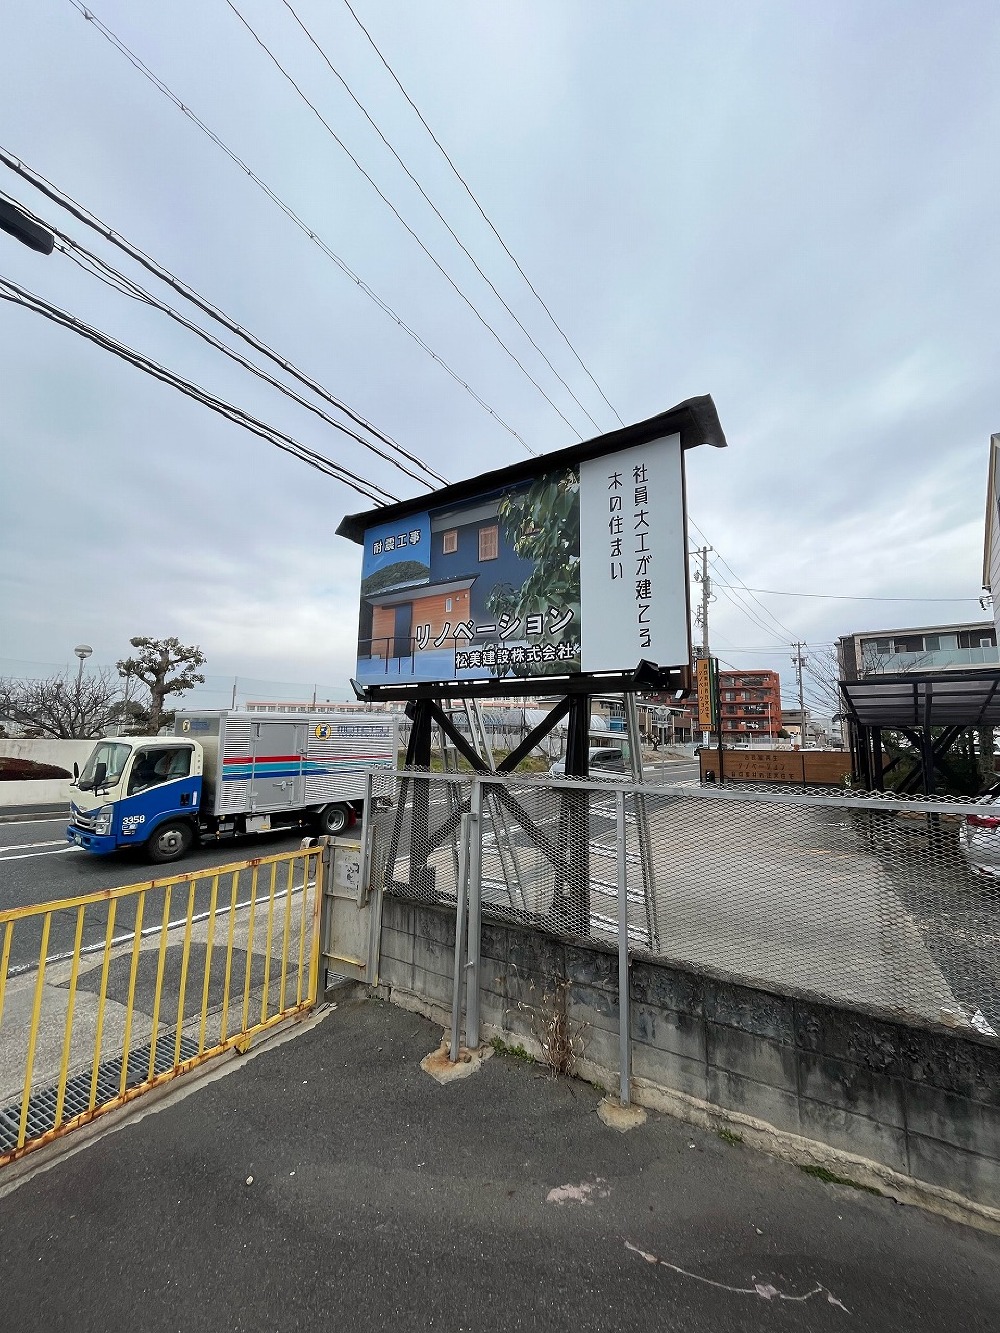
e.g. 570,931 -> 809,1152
318,804 -> 351,836
146,821 -> 193,863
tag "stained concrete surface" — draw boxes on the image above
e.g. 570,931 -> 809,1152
1,998 -> 998,1333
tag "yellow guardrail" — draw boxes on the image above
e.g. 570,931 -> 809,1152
0,843 -> 325,1167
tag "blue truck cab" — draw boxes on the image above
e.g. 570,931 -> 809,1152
67,736 -> 203,863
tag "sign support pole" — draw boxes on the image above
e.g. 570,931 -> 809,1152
554,693 -> 592,934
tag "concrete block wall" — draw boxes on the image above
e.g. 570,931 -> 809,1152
376,893 -> 1000,1224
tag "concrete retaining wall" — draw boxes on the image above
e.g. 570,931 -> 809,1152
0,740 -> 96,809
0,739 -> 96,769
0,780 -> 72,808
376,894 -> 1000,1227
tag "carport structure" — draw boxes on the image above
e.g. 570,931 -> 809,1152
840,668 -> 1000,795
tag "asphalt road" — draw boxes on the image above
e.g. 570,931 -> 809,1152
3,1000 -> 997,1333
0,813 -> 313,972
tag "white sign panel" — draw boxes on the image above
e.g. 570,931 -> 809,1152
578,433 -> 688,672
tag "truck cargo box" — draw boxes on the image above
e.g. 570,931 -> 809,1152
174,710 -> 398,817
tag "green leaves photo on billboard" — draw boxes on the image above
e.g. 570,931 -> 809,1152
492,468 -> 581,676
360,559 -> 430,598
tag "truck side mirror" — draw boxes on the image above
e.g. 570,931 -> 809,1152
94,761 -> 108,790
73,762 -> 79,780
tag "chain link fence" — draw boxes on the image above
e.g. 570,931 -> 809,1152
372,771 -> 1000,1036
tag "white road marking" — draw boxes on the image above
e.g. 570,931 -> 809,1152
0,816 -> 67,827
0,838 -> 68,853
0,845 -> 78,861
624,1242 -> 849,1312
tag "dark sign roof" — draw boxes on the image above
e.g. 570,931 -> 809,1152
840,670 -> 1000,728
366,575 -> 477,607
337,394 -> 726,545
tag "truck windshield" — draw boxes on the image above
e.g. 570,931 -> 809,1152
78,742 -> 131,790
127,747 -> 192,795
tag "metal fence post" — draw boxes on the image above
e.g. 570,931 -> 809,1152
449,812 -> 471,1062
318,838 -> 334,994
465,777 -> 484,1050
359,771 -> 374,896
616,788 -> 632,1106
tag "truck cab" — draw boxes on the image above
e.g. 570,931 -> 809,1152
67,737 -> 203,861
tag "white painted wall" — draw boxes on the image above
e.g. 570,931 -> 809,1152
0,739 -> 98,809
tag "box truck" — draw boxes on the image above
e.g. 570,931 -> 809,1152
66,710 -> 398,863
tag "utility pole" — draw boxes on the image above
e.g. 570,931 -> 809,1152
791,643 -> 808,749
692,546 -> 713,746
692,546 -> 713,658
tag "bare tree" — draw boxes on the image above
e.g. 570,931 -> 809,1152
0,668 -> 131,739
117,636 -> 206,734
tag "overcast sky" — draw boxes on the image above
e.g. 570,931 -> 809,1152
1,1 -> 997,718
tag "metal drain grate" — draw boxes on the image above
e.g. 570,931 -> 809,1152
0,1035 -> 202,1154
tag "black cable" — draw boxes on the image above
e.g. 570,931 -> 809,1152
716,584 -> 981,603
60,0 -> 534,456
22,205 -> 440,491
341,0 -> 625,429
711,555 -> 800,645
712,582 -> 793,647
281,0 -> 602,436
0,275 -> 393,506
224,1 -> 580,440
0,156 -> 445,489
690,516 -> 801,643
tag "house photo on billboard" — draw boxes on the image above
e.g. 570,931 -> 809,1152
340,397 -> 726,697
355,471 -> 579,686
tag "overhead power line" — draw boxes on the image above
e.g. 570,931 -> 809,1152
0,274 -> 393,507
340,0 -> 625,429
0,148 -> 445,491
689,516 -> 800,645
224,0 -> 581,440
713,582 -> 792,646
688,527 -> 795,653
61,0 -> 536,457
1,187 -> 438,491
714,584 -> 984,603
280,0 -> 603,436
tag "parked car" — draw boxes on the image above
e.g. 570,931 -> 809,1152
960,794 -> 1000,877
549,747 -> 627,778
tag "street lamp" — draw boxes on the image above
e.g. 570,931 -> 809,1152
74,644 -> 93,690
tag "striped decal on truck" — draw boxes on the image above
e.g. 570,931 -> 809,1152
221,754 -> 393,781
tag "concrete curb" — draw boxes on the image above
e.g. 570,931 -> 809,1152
0,807 -> 66,825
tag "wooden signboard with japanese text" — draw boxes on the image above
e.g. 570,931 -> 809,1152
699,748 -> 852,787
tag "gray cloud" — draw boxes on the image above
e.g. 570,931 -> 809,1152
1,0 -> 997,709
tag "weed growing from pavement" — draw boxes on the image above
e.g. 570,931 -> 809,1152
499,965 -> 589,1077
716,1128 -> 743,1145
799,1164 -> 881,1195
490,1036 -> 533,1062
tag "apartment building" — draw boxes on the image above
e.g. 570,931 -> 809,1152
717,668 -> 782,742
836,622 -> 998,681
688,667 -> 781,742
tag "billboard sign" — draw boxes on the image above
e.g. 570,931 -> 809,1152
352,431 -> 690,689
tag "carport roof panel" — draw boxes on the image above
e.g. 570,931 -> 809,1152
841,670 -> 1000,727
